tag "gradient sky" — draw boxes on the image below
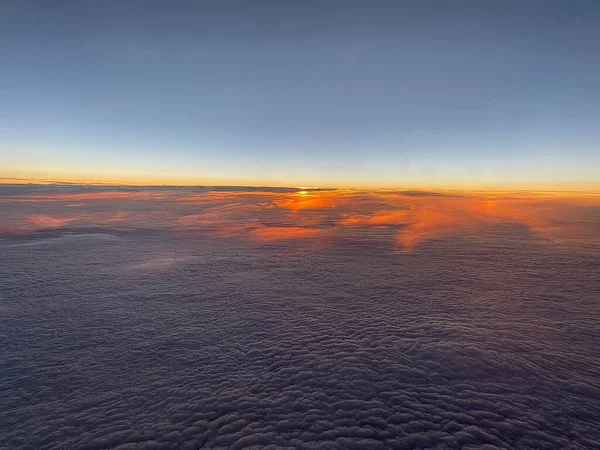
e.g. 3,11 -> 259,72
1,0 -> 599,190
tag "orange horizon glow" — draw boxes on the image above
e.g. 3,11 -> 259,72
2,186 -> 599,251
1,170 -> 600,194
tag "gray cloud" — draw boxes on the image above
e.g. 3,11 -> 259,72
0,186 -> 599,449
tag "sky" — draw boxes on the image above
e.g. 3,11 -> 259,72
1,0 -> 599,190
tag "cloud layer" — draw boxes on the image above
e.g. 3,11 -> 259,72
1,185 -> 599,449
1,185 -> 599,250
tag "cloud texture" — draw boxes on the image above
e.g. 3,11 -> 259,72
1,185 -> 599,449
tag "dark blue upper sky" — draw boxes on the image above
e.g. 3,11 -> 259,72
1,0 -> 599,189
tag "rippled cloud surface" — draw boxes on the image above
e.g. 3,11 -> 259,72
1,185 -> 599,449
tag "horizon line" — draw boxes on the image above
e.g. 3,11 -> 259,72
1,178 -> 599,196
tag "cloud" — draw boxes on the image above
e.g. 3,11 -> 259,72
2,230 -> 599,448
1,189 -> 597,257
249,226 -> 329,242
27,213 -> 75,228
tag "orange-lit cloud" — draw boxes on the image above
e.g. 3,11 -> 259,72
335,193 -> 600,249
2,187 -> 599,250
249,226 -> 328,241
27,214 -> 75,228
0,190 -> 172,202
339,209 -> 410,227
272,191 -> 344,210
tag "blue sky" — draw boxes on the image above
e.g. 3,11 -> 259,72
1,0 -> 599,189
